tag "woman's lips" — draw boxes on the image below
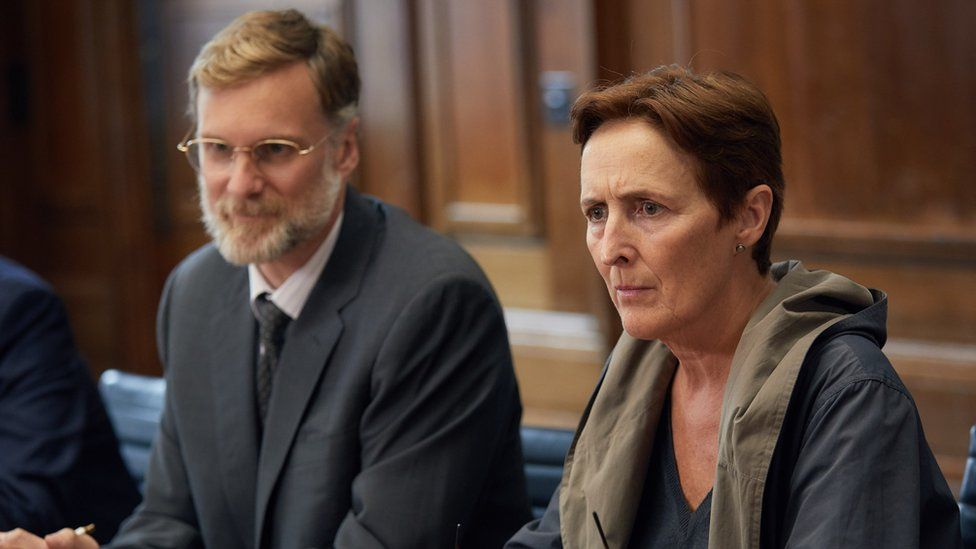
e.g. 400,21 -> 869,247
614,285 -> 652,299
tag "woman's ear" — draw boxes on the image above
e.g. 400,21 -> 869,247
736,184 -> 773,246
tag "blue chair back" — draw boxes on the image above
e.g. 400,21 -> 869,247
520,426 -> 573,519
962,425 -> 976,548
98,369 -> 166,491
96,369 -> 576,514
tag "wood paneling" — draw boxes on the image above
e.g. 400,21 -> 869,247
670,0 -> 976,235
533,0 -> 602,315
776,241 -> 976,344
0,1 -> 32,262
0,1 -> 158,376
350,0 -> 423,219
507,308 -> 604,428
416,0 -> 539,235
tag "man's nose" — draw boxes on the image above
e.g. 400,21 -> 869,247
224,152 -> 264,197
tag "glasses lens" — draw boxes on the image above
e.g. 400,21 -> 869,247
184,143 -> 202,172
253,141 -> 300,166
185,141 -> 235,174
181,138 -> 309,176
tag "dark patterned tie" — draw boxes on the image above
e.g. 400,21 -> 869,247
254,293 -> 290,425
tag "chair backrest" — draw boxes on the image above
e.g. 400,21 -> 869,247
98,369 -> 166,492
520,426 -> 574,519
962,425 -> 976,548
96,370 -> 576,512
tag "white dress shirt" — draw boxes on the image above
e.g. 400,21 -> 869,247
248,211 -> 344,320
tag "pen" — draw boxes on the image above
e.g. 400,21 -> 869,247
592,512 -> 609,549
73,524 -> 95,537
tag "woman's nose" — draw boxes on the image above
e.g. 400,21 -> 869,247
599,214 -> 633,266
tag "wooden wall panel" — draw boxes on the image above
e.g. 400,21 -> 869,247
680,0 -> 976,235
448,3 -> 529,206
417,0 -> 539,235
534,0 -> 602,315
0,1 -> 33,262
0,1 -> 158,376
350,0 -> 423,218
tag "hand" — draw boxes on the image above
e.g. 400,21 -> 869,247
0,529 -> 97,549
44,529 -> 98,549
0,529 -> 45,549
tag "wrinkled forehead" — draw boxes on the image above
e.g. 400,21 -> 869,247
580,120 -> 698,190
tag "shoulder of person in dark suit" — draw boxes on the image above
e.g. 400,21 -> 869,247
334,194 -> 533,547
0,257 -> 140,543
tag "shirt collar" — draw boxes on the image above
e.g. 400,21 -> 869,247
248,211 -> 344,320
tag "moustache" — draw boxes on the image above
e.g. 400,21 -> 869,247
215,196 -> 285,218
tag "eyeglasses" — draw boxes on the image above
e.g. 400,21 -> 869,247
176,132 -> 331,177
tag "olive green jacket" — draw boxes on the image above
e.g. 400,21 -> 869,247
558,261 -> 875,548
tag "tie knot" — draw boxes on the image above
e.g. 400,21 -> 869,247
255,294 -> 290,338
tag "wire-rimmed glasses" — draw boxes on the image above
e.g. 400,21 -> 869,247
176,132 -> 331,177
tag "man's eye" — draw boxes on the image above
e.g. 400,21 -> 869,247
202,142 -> 231,158
255,142 -> 296,162
640,201 -> 662,216
585,206 -> 606,222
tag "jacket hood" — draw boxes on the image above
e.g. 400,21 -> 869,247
769,259 -> 887,350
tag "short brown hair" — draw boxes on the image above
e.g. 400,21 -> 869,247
571,65 -> 784,274
187,9 -> 360,125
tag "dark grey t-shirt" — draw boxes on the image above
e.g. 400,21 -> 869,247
628,401 -> 711,548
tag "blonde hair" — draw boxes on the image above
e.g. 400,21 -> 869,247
187,9 -> 359,125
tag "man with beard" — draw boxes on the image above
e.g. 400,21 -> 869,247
0,8 -> 530,549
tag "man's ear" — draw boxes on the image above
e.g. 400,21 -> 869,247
333,117 -> 360,180
736,184 -> 773,246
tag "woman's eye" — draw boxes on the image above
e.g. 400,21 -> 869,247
640,201 -> 662,216
585,206 -> 606,222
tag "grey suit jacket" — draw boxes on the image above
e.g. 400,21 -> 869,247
110,189 -> 531,548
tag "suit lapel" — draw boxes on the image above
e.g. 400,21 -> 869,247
253,188 -> 383,546
209,268 -> 260,541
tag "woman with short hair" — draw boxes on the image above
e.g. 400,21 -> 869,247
507,65 -> 960,548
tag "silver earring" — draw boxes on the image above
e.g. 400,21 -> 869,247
735,243 -> 746,253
